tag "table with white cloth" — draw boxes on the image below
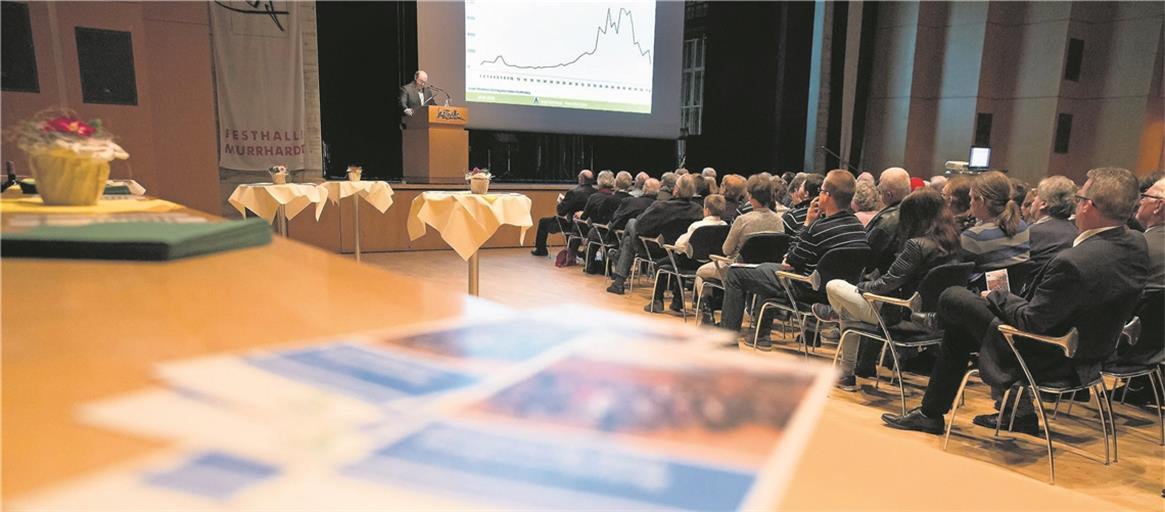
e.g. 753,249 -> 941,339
407,191 -> 533,295
228,183 -> 328,236
319,180 -> 394,262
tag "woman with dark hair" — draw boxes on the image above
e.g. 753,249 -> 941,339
816,188 -> 962,390
942,174 -> 976,231
960,171 -> 1030,271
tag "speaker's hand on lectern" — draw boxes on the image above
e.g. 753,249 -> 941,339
404,108 -> 414,117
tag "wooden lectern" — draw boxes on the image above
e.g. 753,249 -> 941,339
402,105 -> 469,184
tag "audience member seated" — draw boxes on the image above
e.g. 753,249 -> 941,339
929,174 -> 948,191
645,195 -> 728,314
702,167 -> 717,181
630,171 -> 650,197
942,174 -> 976,232
610,178 -> 660,231
694,174 -> 786,319
959,171 -> 1030,272
1026,175 -> 1079,272
658,172 -> 678,201
1135,176 -> 1165,288
852,180 -> 881,227
769,175 -> 791,219
574,171 -> 633,272
531,169 -> 595,256
783,173 -> 824,235
693,174 -> 710,202
867,167 -> 912,275
718,170 -> 869,349
720,174 -> 747,224
606,174 -> 704,294
818,188 -> 961,390
882,167 -> 1148,435
704,176 -> 719,197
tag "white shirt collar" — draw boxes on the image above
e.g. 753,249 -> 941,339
1072,225 -> 1119,247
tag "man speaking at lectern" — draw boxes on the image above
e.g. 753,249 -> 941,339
400,70 -> 435,117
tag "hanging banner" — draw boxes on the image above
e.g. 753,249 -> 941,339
210,1 -> 306,171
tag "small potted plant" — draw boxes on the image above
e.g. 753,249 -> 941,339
268,165 -> 289,184
465,167 -> 492,194
5,108 -> 128,205
346,165 -> 363,181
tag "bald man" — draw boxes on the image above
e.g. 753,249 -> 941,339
531,170 -> 597,256
866,167 -> 912,274
400,70 -> 434,117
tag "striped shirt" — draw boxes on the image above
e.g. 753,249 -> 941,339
782,201 -> 812,235
960,220 -> 1031,271
786,211 -> 870,274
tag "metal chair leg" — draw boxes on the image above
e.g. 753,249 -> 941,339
1028,388 -> 1057,485
1065,390 -> 1077,417
882,341 -> 908,415
943,369 -> 979,450
1150,369 -> 1165,446
1094,381 -> 1112,465
995,386 -> 1014,438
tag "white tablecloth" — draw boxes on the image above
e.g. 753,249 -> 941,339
228,183 -> 328,222
407,191 -> 533,260
319,180 -> 394,213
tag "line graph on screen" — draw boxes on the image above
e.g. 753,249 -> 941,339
465,0 -> 656,114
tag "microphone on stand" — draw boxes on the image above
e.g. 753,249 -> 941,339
429,85 -> 453,106
819,146 -> 859,174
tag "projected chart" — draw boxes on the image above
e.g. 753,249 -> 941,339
465,0 -> 655,114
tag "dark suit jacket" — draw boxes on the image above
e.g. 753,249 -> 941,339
635,198 -> 703,240
866,202 -> 902,275
580,189 -> 627,225
1028,216 -> 1077,270
980,226 -> 1149,387
610,194 -> 656,230
400,82 -> 435,113
556,184 -> 597,217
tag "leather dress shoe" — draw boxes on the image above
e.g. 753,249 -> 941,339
644,301 -> 666,314
530,248 -> 548,256
881,407 -> 944,435
606,281 -> 625,295
972,412 -> 1040,436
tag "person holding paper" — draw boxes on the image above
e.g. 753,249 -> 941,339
816,188 -> 961,391
400,70 -> 434,117
882,167 -> 1148,435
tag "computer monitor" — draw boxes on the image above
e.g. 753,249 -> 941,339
969,146 -> 991,169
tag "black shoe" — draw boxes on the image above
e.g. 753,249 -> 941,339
606,281 -> 625,295
666,301 -> 685,316
644,301 -> 665,314
972,412 -> 1040,436
881,407 -> 944,435
753,336 -> 773,351
835,375 -> 858,392
531,248 -> 548,256
811,303 -> 838,322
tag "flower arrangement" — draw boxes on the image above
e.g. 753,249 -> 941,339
464,167 -> 492,181
268,164 -> 289,184
5,108 -> 129,205
7,108 -> 128,161
466,167 -> 491,194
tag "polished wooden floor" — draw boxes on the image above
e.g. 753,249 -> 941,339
363,246 -> 1163,510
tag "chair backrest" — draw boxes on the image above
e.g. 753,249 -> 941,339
916,262 -> 975,312
738,232 -> 792,264
815,246 -> 871,287
686,224 -> 731,261
1127,288 -> 1164,364
659,217 -> 697,244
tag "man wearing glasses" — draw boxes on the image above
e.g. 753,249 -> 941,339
884,167 -> 1148,435
1135,177 -> 1165,288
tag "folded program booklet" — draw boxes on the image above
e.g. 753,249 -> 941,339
1,218 -> 272,261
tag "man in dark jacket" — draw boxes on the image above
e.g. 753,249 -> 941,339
531,170 -> 595,256
865,167 -> 911,276
606,175 -> 703,294
1026,175 -> 1079,272
883,167 -> 1149,435
610,179 -> 660,231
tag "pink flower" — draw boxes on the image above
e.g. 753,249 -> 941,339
42,117 -> 95,137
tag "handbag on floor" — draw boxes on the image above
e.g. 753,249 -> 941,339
554,248 -> 577,267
